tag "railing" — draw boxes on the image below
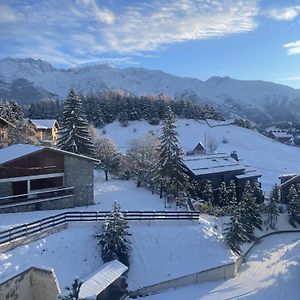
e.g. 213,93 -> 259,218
0,187 -> 74,206
0,210 -> 199,246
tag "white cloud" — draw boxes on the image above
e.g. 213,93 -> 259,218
283,40 -> 300,55
0,4 -> 19,23
0,0 -> 258,66
267,5 -> 300,21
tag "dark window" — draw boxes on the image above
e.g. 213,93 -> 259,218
30,177 -> 63,191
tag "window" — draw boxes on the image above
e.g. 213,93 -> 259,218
30,176 -> 63,191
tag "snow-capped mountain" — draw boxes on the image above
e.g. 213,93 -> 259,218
1,57 -> 300,123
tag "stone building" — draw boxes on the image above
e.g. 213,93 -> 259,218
0,144 -> 98,212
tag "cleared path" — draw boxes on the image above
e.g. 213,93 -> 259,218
142,233 -> 300,300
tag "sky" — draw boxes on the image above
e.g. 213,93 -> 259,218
1,0 -> 300,88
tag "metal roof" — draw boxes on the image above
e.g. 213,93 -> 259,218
79,260 -> 128,299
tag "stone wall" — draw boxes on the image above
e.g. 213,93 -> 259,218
0,267 -> 60,300
64,155 -> 94,207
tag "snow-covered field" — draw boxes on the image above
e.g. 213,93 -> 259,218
102,119 -> 300,192
0,174 -> 234,293
141,232 -> 300,300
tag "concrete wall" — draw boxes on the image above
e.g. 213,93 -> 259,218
130,259 -> 241,297
0,267 -> 60,300
64,155 -> 94,207
0,223 -> 68,253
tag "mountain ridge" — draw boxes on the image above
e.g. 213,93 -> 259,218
0,57 -> 300,123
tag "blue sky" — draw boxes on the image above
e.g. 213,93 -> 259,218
1,0 -> 300,87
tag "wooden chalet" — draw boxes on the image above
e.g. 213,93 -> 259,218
268,131 -> 294,144
0,144 -> 98,212
29,119 -> 59,145
0,117 -> 15,147
279,174 -> 300,203
183,153 -> 262,201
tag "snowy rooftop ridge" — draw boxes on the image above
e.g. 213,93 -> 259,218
79,260 -> 128,299
0,144 -> 99,165
30,119 -> 57,129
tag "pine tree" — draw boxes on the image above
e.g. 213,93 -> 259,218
58,89 -> 95,156
266,184 -> 280,228
156,107 -> 189,202
253,181 -> 265,204
228,180 -> 238,213
240,181 -> 262,239
224,205 -> 249,254
202,180 -> 214,204
288,184 -> 300,223
218,182 -> 229,207
61,279 -> 82,300
97,202 -> 131,266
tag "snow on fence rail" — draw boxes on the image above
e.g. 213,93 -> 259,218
0,211 -> 199,246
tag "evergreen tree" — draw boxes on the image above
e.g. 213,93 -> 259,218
228,180 -> 238,213
156,107 -> 189,202
240,181 -> 262,239
288,184 -> 300,223
218,182 -> 228,207
58,89 -> 95,156
252,181 -> 265,204
61,279 -> 82,300
224,205 -> 249,254
97,202 -> 131,266
266,184 -> 280,228
202,180 -> 214,204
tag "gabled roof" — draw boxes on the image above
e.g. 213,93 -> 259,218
79,260 -> 128,298
0,144 -> 99,166
279,174 -> 300,190
30,119 -> 58,129
183,153 -> 245,176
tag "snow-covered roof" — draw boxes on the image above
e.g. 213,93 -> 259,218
183,153 -> 245,176
30,119 -> 57,129
270,131 -> 293,139
79,260 -> 128,299
0,144 -> 44,165
0,144 -> 99,165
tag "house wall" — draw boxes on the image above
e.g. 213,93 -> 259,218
0,267 -> 60,300
64,155 -> 94,207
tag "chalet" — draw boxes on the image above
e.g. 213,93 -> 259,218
268,130 -> 294,144
0,144 -> 98,213
279,174 -> 300,203
29,119 -> 59,145
186,142 -> 206,155
0,117 -> 15,147
183,153 -> 262,200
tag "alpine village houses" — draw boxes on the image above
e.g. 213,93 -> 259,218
0,144 -> 98,213
183,144 -> 262,201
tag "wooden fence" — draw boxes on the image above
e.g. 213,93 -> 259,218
0,210 -> 199,246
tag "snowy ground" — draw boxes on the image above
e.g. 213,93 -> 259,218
0,224 -> 102,290
102,119 -> 300,192
128,218 -> 235,290
140,232 -> 300,300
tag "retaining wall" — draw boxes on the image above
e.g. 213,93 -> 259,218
0,223 -> 68,252
130,229 -> 300,297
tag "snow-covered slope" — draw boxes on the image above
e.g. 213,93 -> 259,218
102,119 -> 300,192
1,57 -> 300,122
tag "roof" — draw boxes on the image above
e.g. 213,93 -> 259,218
0,144 -> 99,165
279,174 -> 300,190
79,260 -> 128,299
270,131 -> 293,139
30,119 -> 57,129
183,153 -> 245,176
